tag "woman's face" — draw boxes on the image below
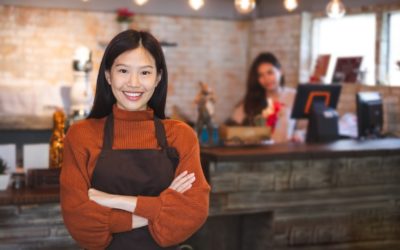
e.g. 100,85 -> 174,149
257,62 -> 282,92
105,47 -> 161,112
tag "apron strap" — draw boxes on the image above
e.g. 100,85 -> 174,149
102,113 -> 114,150
154,117 -> 168,149
154,117 -> 180,169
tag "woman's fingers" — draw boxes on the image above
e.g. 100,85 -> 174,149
170,171 -> 188,187
170,173 -> 195,189
176,183 -> 192,193
169,172 -> 196,193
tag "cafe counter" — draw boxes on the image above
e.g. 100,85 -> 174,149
0,138 -> 399,249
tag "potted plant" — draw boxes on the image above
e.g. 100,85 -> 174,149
0,158 -> 11,190
116,8 -> 135,31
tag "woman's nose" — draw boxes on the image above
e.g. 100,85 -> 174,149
127,73 -> 140,87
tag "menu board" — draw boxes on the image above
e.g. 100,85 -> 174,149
310,54 -> 331,82
332,57 -> 363,83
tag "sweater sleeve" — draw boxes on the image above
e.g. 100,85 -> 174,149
134,123 -> 210,247
60,126 -> 132,250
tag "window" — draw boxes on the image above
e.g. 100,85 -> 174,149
312,14 -> 376,85
388,12 -> 400,86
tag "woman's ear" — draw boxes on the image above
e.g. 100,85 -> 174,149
105,71 -> 111,85
156,70 -> 162,85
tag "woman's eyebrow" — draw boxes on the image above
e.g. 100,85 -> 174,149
115,64 -> 154,69
139,65 -> 154,69
115,63 -> 129,67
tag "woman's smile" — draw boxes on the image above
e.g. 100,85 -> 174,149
123,91 -> 144,101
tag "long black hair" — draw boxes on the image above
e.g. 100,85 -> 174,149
87,29 -> 168,119
243,52 -> 284,124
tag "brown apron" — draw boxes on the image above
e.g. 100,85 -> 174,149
91,113 -> 179,250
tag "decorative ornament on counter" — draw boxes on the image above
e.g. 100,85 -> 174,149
194,81 -> 217,146
257,98 -> 283,134
116,8 -> 134,31
70,46 -> 93,125
49,109 -> 66,169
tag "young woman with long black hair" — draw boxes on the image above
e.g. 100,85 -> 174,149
60,30 -> 210,250
228,52 -> 298,143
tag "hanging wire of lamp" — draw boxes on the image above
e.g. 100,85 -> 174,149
326,0 -> 346,18
234,0 -> 256,15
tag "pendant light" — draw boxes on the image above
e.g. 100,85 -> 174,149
234,0 -> 256,15
134,0 -> 148,6
189,0 -> 204,11
326,0 -> 346,19
284,0 -> 298,12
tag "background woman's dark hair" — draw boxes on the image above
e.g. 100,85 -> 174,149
243,52 -> 285,124
87,29 -> 168,119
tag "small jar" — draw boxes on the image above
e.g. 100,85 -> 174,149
12,173 -> 26,190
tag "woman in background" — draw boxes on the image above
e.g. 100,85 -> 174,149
228,52 -> 299,143
60,29 -> 210,250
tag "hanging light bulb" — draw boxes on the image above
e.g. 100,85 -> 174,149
134,0 -> 148,6
189,0 -> 204,11
326,0 -> 346,19
284,0 -> 298,12
234,0 -> 256,15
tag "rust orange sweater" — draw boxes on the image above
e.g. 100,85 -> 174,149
60,105 -> 210,250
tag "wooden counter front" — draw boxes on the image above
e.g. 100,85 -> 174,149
1,138 -> 399,250
0,187 -> 59,206
197,138 -> 400,250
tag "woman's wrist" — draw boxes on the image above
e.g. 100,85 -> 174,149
114,195 -> 137,213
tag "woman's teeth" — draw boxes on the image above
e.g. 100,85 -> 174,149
124,92 -> 143,97
123,91 -> 143,100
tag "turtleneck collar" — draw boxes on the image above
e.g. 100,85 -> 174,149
112,104 -> 154,121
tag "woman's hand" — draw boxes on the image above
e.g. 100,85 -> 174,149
169,171 -> 196,193
88,188 -> 137,212
132,214 -> 148,229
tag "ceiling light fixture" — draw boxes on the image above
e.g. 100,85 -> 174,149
189,0 -> 204,11
134,0 -> 149,6
326,0 -> 346,19
284,0 -> 298,12
234,0 -> 256,15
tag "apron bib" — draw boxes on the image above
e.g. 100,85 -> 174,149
91,113 -> 179,250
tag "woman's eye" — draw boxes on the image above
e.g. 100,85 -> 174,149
118,69 -> 128,73
142,71 -> 151,76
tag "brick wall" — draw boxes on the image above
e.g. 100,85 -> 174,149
0,5 -> 249,124
132,16 -> 250,123
0,4 -> 400,130
248,14 -> 302,88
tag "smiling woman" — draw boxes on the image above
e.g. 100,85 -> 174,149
105,47 -> 161,112
60,30 -> 210,250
